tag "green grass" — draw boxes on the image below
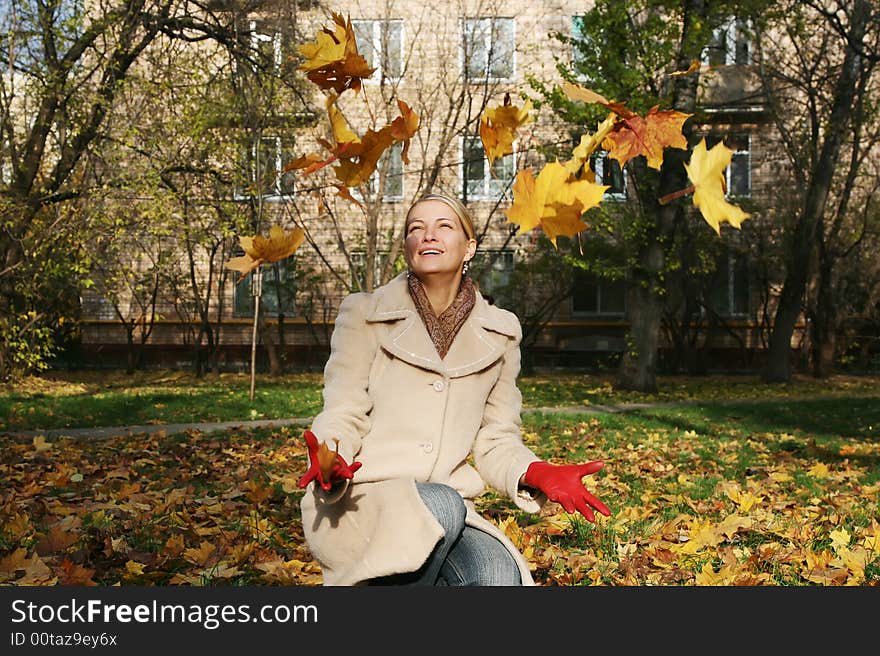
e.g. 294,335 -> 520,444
2,369 -> 878,432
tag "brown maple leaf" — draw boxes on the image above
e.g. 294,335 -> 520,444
225,225 -> 305,283
298,12 -> 376,94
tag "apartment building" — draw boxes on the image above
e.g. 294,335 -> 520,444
78,1 -> 774,372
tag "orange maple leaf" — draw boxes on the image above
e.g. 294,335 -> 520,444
298,12 -> 375,94
603,106 -> 691,169
506,161 -> 608,247
316,438 -> 340,482
480,94 -> 533,167
684,138 -> 750,234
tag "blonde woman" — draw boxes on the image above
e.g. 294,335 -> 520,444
297,193 -> 610,586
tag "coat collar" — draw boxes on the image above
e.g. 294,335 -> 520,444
365,272 -> 517,378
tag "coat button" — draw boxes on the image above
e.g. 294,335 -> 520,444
432,380 -> 445,392
423,442 -> 433,453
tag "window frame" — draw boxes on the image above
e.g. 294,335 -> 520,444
351,18 -> 405,84
702,17 -> 751,66
235,135 -> 296,201
459,135 -> 516,201
460,16 -> 516,83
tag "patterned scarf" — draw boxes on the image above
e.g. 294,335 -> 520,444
407,272 -> 476,359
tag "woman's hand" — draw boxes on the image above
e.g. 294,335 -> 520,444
297,429 -> 362,491
522,460 -> 611,522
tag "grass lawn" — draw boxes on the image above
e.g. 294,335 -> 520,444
1,369 -> 878,586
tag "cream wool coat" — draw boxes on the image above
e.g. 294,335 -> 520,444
300,271 -> 547,586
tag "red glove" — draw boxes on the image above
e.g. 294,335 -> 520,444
297,429 -> 362,492
522,460 -> 611,522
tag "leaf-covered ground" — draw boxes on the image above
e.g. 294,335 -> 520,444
2,394 -> 878,586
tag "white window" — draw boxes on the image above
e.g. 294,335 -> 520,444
352,19 -> 404,82
707,133 -> 750,197
250,20 -> 282,72
462,17 -> 515,81
237,136 -> 295,200
703,18 -> 751,66
572,271 -> 626,316
591,151 -> 627,201
461,135 -> 515,201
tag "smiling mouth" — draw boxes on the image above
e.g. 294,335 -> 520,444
419,249 -> 443,255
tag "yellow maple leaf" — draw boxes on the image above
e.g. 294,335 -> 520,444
298,12 -> 375,94
480,94 -> 533,167
807,462 -> 831,478
506,161 -> 607,247
829,528 -> 851,553
684,138 -> 751,234
564,113 -> 618,179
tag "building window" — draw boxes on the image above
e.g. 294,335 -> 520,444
707,133 -> 750,197
251,20 -> 282,71
571,271 -> 626,316
708,249 -> 749,317
570,15 -> 592,78
237,136 -> 296,199
349,251 -> 395,291
703,18 -> 751,66
233,259 -> 297,318
470,249 -> 514,307
352,19 -> 404,82
461,135 -> 514,200
364,142 -> 404,201
591,151 -> 627,200
462,17 -> 515,81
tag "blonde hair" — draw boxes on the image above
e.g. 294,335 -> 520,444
406,193 -> 476,241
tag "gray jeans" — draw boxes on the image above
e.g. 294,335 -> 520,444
368,482 -> 522,586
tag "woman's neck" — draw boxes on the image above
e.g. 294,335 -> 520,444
417,272 -> 462,315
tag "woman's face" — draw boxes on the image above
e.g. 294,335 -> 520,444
404,199 -> 476,279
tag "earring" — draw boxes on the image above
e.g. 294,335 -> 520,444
462,260 -> 470,275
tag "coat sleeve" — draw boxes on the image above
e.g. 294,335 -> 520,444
307,293 -> 377,502
471,313 -> 547,514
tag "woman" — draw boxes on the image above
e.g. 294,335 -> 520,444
297,193 -> 610,586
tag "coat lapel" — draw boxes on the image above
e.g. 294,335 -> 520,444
366,273 -> 517,378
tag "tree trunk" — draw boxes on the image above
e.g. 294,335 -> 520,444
616,0 -> 705,392
762,0 -> 868,382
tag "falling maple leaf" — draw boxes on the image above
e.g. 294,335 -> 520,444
563,113 -> 618,179
480,94 -> 533,167
602,105 -> 691,170
298,12 -> 375,94
683,138 -> 751,234
225,225 -> 305,283
506,161 -> 608,246
292,97 -> 419,189
563,81 -> 637,119
563,81 -> 691,170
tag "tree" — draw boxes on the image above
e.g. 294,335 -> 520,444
754,0 -> 880,380
531,0 -> 767,391
0,0 -> 252,379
